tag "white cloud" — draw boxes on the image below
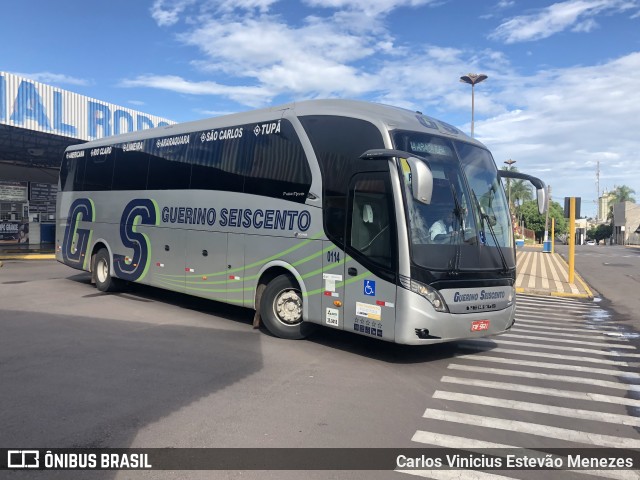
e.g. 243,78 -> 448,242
489,0 -> 637,43
150,0 -> 196,26
131,0 -> 640,216
12,71 -> 89,87
475,52 -> 640,212
120,75 -> 273,106
303,0 -> 439,16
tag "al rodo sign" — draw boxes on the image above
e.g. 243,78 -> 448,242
0,72 -> 174,140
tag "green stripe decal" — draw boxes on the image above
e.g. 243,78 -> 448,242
157,231 -> 325,279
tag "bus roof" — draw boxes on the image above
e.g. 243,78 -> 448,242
65,98 -> 484,151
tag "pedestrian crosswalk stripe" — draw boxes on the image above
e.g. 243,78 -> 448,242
457,343 -> 639,367
502,332 -> 635,348
447,364 -> 640,390
432,391 -> 640,427
441,376 -> 640,408
400,294 -> 640,480
516,307 -> 604,319
518,300 -> 595,310
517,295 -> 596,309
421,408 -> 640,448
527,252 -> 538,289
511,324 -> 624,336
453,353 -> 640,379
515,252 -> 534,289
467,337 -> 640,357
514,315 -> 615,328
397,469 -> 514,479
408,431 -> 638,480
514,317 -> 620,330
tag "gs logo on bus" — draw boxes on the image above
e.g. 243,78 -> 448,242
113,199 -> 159,282
62,198 -> 95,269
62,198 -> 158,282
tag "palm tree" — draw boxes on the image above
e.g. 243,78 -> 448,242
509,179 -> 533,209
610,185 -> 636,203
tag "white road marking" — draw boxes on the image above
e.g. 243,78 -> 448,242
457,343 -> 639,367
468,337 -> 640,358
433,390 -> 640,427
453,353 -> 640,379
447,363 -> 640,390
441,376 -> 640,408
501,332 -> 635,348
421,408 -> 640,448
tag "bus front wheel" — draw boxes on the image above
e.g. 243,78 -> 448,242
260,275 -> 316,340
94,249 -> 122,293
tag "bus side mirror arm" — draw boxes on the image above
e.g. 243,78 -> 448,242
359,149 -> 433,204
498,170 -> 547,214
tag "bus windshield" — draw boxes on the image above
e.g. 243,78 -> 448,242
393,131 -> 514,272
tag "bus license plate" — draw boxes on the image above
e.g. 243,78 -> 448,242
471,320 -> 490,332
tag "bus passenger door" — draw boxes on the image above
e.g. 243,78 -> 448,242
343,172 -> 397,342
185,231 -> 229,303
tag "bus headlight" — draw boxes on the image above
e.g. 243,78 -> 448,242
410,280 -> 449,313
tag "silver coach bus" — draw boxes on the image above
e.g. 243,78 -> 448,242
56,99 -> 546,345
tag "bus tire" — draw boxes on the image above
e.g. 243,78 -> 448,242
260,274 -> 316,340
94,248 -> 122,293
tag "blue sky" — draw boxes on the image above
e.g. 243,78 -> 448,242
3,0 -> 640,217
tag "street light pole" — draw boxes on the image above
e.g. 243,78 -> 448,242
460,73 -> 488,138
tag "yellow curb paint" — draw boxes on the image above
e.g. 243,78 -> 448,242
554,253 -> 594,299
0,254 -> 55,260
551,291 -> 592,299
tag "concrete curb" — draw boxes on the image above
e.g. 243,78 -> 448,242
515,286 -> 591,299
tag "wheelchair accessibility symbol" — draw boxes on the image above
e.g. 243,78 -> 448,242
363,280 -> 376,296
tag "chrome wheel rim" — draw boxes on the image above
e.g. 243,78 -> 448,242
97,258 -> 109,284
273,289 -> 303,325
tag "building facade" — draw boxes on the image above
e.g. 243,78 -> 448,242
0,72 -> 174,246
613,201 -> 640,245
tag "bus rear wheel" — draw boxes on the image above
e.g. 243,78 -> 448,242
94,248 -> 122,293
260,274 -> 316,340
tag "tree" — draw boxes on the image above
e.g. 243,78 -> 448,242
500,165 -> 533,210
594,223 -> 612,243
509,179 -> 533,209
519,200 -> 567,242
610,185 -> 636,203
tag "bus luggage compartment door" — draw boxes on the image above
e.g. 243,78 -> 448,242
184,230 -> 228,302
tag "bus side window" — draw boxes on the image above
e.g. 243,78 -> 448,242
112,147 -> 149,191
83,149 -> 115,191
189,133 -> 244,193
146,137 -> 191,190
243,119 -> 311,203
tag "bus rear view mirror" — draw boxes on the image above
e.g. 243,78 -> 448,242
497,170 -> 547,214
359,149 -> 433,205
406,156 -> 433,205
536,186 -> 546,215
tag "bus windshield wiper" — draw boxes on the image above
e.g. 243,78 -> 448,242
447,183 -> 465,276
472,191 -> 509,274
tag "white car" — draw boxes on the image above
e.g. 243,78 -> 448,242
586,240 -> 597,245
